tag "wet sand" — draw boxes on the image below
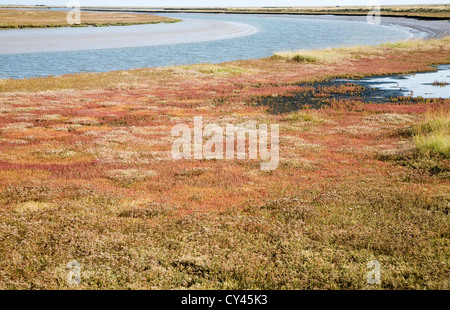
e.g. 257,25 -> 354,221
0,17 -> 257,54
288,14 -> 450,39
380,16 -> 449,38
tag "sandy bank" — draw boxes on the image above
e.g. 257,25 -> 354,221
277,14 -> 450,39
0,18 -> 257,54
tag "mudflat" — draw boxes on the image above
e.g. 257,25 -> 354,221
0,17 -> 257,54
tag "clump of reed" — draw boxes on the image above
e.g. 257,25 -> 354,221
413,109 -> 450,158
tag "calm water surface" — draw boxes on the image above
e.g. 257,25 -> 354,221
350,65 -> 450,98
0,13 -> 413,79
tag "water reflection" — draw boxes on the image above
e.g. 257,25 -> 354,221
352,65 -> 450,98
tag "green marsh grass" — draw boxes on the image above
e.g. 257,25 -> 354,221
414,110 -> 450,158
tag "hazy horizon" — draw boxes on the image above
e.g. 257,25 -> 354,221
0,0 -> 448,7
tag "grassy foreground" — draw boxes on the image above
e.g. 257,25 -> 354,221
0,38 -> 449,289
0,9 -> 179,29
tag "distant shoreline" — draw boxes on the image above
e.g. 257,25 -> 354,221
2,5 -> 450,20
1,6 -> 448,38
82,9 -> 450,21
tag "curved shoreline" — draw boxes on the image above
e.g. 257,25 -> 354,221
1,13 -> 447,56
0,13 -> 447,79
0,17 -> 257,55
81,8 -> 450,39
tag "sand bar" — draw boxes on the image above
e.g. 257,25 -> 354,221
283,14 -> 450,39
0,17 -> 257,54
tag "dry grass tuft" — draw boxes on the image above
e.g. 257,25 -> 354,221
414,109 -> 450,158
274,48 -> 344,63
